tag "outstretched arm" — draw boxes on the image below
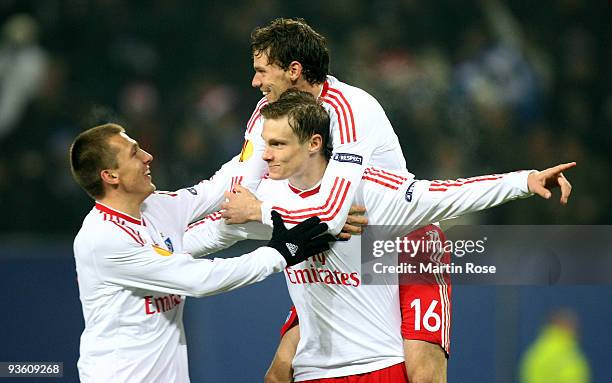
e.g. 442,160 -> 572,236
366,162 -> 575,236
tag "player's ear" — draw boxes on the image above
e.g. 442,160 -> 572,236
100,169 -> 119,185
288,61 -> 303,81
309,134 -> 323,154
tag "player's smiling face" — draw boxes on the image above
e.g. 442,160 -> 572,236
252,51 -> 293,102
107,132 -> 156,198
262,116 -> 310,180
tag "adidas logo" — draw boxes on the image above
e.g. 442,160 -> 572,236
286,243 -> 299,257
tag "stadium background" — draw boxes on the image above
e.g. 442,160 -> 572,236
0,0 -> 609,381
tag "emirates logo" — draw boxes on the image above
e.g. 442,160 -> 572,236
286,243 -> 299,257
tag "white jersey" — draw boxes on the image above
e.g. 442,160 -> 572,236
232,75 -> 409,235
184,166 -> 532,380
73,180 -> 287,383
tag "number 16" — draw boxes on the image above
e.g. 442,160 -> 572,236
410,298 -> 441,332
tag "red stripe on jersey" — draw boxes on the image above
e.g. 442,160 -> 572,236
229,176 -> 243,192
278,179 -> 350,222
321,97 -> 345,144
273,178 -> 341,215
320,80 -> 330,98
362,176 -> 400,190
299,185 -> 321,198
186,211 -> 223,231
125,225 -> 145,244
322,93 -> 351,144
430,175 -> 502,187
246,98 -> 268,134
363,170 -> 404,186
246,98 -> 267,133
155,191 -> 178,197
429,175 -> 503,191
287,183 -> 321,198
111,221 -> 145,246
287,183 -> 301,195
273,178 -> 349,219
327,87 -> 356,142
365,167 -> 408,182
95,202 -> 141,225
234,176 -> 243,192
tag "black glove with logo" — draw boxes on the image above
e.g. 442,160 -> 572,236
268,211 -> 336,266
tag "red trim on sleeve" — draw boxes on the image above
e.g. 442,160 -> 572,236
429,175 -> 503,192
246,98 -> 268,134
229,176 -> 244,192
321,97 -> 345,144
185,211 -> 223,231
280,306 -> 299,338
361,176 -> 400,190
361,167 -> 408,190
365,167 -> 408,182
328,87 -> 356,142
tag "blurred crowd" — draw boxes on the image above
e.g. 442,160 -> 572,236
0,0 -> 609,235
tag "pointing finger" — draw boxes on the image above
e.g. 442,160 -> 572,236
547,162 -> 577,176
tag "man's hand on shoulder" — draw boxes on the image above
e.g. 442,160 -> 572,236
221,185 -> 262,223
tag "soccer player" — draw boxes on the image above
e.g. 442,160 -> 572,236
220,18 -> 451,380
184,90 -> 574,382
69,123 -> 333,383
269,224 -> 451,383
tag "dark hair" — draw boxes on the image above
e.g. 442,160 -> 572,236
251,18 -> 329,84
261,89 -> 332,159
70,123 -> 124,199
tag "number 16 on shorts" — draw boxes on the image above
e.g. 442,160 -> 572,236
400,284 -> 451,354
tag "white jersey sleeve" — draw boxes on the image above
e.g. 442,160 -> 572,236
184,214 -> 272,257
143,154 -> 244,230
183,178 -> 279,257
85,221 -> 285,298
361,167 -> 534,232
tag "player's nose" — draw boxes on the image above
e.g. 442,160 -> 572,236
262,147 -> 272,161
141,150 -> 153,163
252,74 -> 261,88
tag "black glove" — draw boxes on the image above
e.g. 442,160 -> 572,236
267,211 -> 336,266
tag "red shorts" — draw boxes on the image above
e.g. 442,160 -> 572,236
280,225 -> 452,355
398,225 -> 452,355
296,363 -> 408,383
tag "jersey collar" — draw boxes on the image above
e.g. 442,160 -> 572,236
287,181 -> 321,199
95,202 -> 142,225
